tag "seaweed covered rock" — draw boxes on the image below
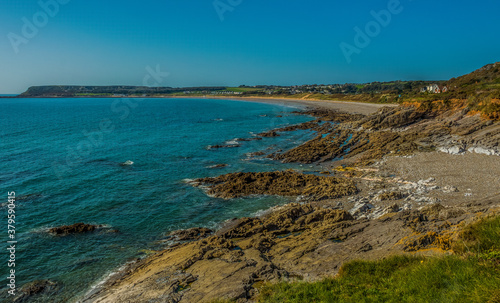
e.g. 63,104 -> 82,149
49,223 -> 102,235
193,170 -> 357,200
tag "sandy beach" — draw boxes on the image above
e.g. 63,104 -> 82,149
191,96 -> 396,115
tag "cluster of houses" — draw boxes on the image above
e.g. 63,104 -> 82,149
421,84 -> 448,94
182,90 -> 243,95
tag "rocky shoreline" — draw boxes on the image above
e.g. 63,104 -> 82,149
77,103 -> 500,303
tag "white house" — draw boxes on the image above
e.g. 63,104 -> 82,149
421,84 -> 448,94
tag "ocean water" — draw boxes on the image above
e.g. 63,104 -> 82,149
0,98 -> 317,302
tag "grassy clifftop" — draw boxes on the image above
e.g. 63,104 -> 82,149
252,215 -> 500,303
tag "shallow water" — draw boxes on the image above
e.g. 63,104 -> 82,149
0,97 -> 317,301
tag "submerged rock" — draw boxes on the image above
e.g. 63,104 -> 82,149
14,280 -> 59,303
207,164 -> 228,169
249,151 -> 266,157
206,144 -> 239,150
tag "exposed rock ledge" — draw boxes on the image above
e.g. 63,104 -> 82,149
190,170 -> 357,200
81,200 -> 495,303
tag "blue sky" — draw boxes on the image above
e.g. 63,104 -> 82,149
1,0 -> 499,93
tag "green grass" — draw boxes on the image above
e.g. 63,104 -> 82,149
453,215 -> 500,254
257,215 -> 500,303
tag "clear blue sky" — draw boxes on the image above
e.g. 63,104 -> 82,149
1,0 -> 499,93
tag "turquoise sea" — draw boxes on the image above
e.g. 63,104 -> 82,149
0,98 -> 317,302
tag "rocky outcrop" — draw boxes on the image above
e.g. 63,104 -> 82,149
272,106 -> 500,165
191,170 -> 357,200
49,223 -> 103,236
82,200 -> 486,303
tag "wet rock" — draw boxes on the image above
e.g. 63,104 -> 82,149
258,131 -> 280,137
49,223 -> 103,236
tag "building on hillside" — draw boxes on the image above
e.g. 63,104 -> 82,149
421,84 -> 448,94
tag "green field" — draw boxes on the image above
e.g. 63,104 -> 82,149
225,87 -> 265,93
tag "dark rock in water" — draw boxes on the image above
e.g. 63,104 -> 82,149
258,131 -> 280,137
206,144 -> 239,150
208,164 -> 228,169
168,227 -> 213,241
249,151 -> 266,157
14,280 -> 59,302
235,137 -> 263,142
49,223 -> 103,236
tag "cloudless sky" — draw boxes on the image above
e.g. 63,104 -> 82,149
1,0 -> 499,93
